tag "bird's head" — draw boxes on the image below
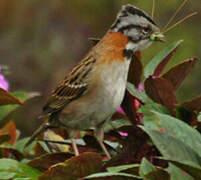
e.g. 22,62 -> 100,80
111,4 -> 165,52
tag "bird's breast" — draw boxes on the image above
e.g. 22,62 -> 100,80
95,59 -> 131,116
59,58 -> 131,130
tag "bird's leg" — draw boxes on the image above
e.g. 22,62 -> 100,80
98,139 -> 111,159
94,126 -> 111,159
71,138 -> 79,156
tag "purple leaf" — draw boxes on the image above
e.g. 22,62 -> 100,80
153,47 -> 179,77
181,95 -> 201,113
163,57 -> 198,89
144,76 -> 177,115
144,40 -> 183,78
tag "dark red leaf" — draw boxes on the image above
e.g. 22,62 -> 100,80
145,168 -> 170,180
105,126 -> 152,167
144,76 -> 177,115
128,51 -> 143,87
83,135 -> 112,153
111,112 -> 129,121
28,152 -> 72,172
181,95 -> 201,113
176,106 -> 197,124
163,57 -> 198,89
38,152 -> 102,180
0,147 -> 23,160
0,88 -> 23,106
121,92 -> 138,124
0,134 -> 10,144
121,51 -> 143,124
0,120 -> 17,145
88,175 -> 140,180
154,47 -> 179,77
33,142 -> 49,157
144,40 -> 183,78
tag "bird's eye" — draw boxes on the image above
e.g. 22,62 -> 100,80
142,26 -> 151,34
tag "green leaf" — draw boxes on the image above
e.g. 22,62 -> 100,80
0,158 -> 42,180
138,102 -> 170,128
127,82 -> 148,103
0,91 -> 40,121
141,127 -> 201,165
169,164 -> 194,180
139,103 -> 170,115
141,112 -> 201,179
139,158 -> 170,180
85,172 -> 141,179
14,137 -> 36,156
13,91 -> 40,102
139,158 -> 155,177
152,112 -> 201,158
159,158 -> 201,179
144,40 -> 183,78
105,119 -> 131,132
0,172 -> 16,179
198,114 -> 201,122
107,164 -> 139,173
14,137 -> 30,152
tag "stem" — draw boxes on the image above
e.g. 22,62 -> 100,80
162,0 -> 188,32
163,12 -> 197,34
152,0 -> 156,19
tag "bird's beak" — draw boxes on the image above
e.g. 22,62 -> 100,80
150,33 -> 166,42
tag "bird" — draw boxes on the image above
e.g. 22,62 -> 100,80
25,4 -> 165,158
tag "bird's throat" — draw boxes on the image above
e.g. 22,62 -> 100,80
94,31 -> 133,62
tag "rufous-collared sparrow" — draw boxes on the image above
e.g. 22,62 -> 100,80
26,4 -> 165,158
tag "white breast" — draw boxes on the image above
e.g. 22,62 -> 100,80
95,59 -> 131,120
60,58 -> 131,129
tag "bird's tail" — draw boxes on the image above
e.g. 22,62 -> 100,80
24,114 -> 50,148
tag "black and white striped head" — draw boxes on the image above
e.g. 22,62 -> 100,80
111,4 -> 165,51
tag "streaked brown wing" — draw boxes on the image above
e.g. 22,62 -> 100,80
43,55 -> 96,113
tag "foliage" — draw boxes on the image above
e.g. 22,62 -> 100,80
0,39 -> 200,180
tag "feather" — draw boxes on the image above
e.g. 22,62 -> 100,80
43,55 -> 96,113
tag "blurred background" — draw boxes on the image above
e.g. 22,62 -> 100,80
0,0 -> 200,136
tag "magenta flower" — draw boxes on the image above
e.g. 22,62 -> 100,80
117,107 -> 125,114
0,66 -> 9,91
161,128 -> 166,133
138,82 -> 143,92
119,132 -> 128,137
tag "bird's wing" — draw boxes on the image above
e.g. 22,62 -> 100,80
43,55 -> 96,113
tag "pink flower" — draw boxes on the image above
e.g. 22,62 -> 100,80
117,107 -> 125,114
138,83 -> 143,92
161,128 -> 166,133
119,132 -> 128,137
0,66 -> 9,91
